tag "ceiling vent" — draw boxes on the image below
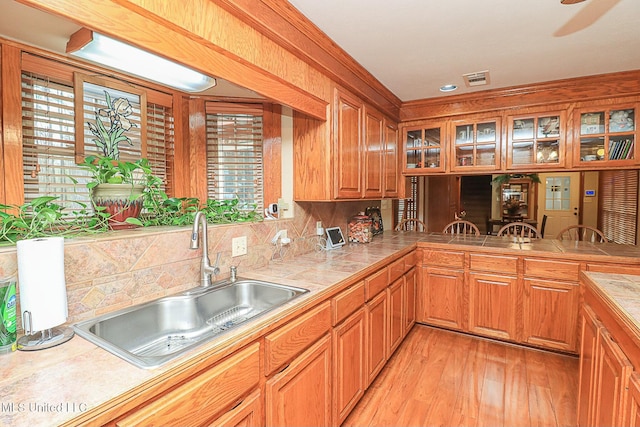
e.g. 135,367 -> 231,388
463,71 -> 490,87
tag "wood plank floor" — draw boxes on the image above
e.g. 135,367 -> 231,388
343,325 -> 579,427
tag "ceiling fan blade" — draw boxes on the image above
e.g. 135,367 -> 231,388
554,0 -> 621,37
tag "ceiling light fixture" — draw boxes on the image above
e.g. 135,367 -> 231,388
439,84 -> 458,93
66,28 -> 216,92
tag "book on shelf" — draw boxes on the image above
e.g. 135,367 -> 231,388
609,139 -> 634,160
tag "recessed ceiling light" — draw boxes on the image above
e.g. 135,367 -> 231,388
439,84 -> 458,92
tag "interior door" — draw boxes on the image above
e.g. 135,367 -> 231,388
537,172 -> 580,238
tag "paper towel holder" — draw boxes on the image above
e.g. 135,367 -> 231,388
17,310 -> 74,351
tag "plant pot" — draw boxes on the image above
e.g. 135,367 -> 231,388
91,183 -> 145,230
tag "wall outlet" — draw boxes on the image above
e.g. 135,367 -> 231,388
232,236 -> 247,257
316,221 -> 324,236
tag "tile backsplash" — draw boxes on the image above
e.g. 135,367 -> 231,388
0,201 -> 375,327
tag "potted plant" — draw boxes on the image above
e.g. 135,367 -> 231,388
80,90 -> 148,229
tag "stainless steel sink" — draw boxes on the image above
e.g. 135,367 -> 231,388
73,279 -> 308,368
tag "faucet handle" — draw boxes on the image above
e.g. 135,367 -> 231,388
230,265 -> 238,282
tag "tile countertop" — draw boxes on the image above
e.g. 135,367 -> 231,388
582,271 -> 640,342
2,232 -> 640,426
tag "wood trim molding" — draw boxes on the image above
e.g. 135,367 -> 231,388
1,44 -> 24,206
19,0 -> 328,120
262,103 -> 282,210
213,0 -> 401,121
401,70 -> 640,122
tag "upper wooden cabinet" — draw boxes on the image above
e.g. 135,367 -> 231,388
402,119 -> 447,173
572,103 -> 639,168
506,111 -> 566,169
335,89 -> 364,198
450,116 -> 501,172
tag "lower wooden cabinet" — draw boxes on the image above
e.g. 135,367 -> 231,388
333,307 -> 366,425
366,289 -> 387,386
210,389 -> 262,427
419,266 -> 464,330
626,373 -> 640,427
265,334 -> 332,427
404,267 -> 417,335
593,328 -> 633,427
468,272 -> 516,340
577,305 -> 604,427
523,278 -> 579,352
387,277 -> 404,356
115,343 -> 261,426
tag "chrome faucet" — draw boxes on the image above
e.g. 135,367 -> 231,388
190,211 -> 220,287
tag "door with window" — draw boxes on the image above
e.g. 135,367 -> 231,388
537,172 -> 580,238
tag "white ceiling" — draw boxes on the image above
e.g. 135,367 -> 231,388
288,0 -> 640,101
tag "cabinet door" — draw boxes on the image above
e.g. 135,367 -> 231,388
403,267 -> 416,336
593,328 -> 633,427
333,308 -> 366,425
468,272 -> 517,340
387,277 -> 404,356
335,89 -> 363,199
419,267 -> 464,330
507,111 -> 565,169
403,121 -> 447,173
383,120 -> 399,198
577,305 -> 604,427
626,373 -> 640,427
366,289 -> 387,386
523,278 -> 579,352
573,105 -> 638,167
116,343 -> 260,426
364,107 -> 383,198
266,334 -> 332,427
209,389 -> 262,427
451,117 -> 500,171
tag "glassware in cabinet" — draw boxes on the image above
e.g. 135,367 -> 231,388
403,123 -> 446,172
575,106 -> 636,165
507,112 -> 564,169
451,119 -> 500,171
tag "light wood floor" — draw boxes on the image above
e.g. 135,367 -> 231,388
343,325 -> 579,427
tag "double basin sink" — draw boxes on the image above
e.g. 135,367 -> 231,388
74,279 -> 308,369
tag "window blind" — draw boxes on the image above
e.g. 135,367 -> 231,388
599,169 -> 638,244
21,71 -> 174,215
205,104 -> 263,209
395,176 -> 418,230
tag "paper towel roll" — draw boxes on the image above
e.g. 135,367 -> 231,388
17,237 -> 68,332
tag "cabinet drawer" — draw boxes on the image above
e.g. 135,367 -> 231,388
587,263 -> 640,275
264,301 -> 331,376
470,253 -> 518,275
524,258 -> 580,281
389,257 -> 405,282
365,267 -> 388,300
423,250 -> 465,269
403,251 -> 417,271
117,343 -> 260,426
332,281 -> 365,325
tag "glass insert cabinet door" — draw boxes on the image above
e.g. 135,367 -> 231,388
404,122 -> 446,172
507,112 -> 564,169
451,118 -> 500,171
576,106 -> 637,165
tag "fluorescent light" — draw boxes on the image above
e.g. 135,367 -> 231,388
67,29 -> 216,92
439,84 -> 458,92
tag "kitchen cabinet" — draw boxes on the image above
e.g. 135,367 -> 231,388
333,308 -> 366,425
383,120 -> 400,198
592,328 -> 632,427
403,267 -> 417,336
577,305 -> 603,427
506,111 -> 566,169
115,343 -> 261,427
210,389 -> 262,427
366,288 -> 387,386
335,88 -> 364,198
468,272 -> 517,341
573,104 -> 638,167
363,106 -> 384,198
420,266 -> 465,331
265,334 -> 332,427
387,277 -> 404,356
625,373 -> 640,427
403,120 -> 447,173
450,116 -> 501,172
